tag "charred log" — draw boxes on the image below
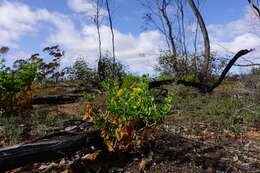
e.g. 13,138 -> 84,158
0,123 -> 102,172
31,94 -> 83,105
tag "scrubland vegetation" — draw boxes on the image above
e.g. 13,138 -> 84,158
0,0 -> 260,172
0,45 -> 259,172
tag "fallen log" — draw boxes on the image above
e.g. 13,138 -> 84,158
0,124 -> 102,172
31,94 -> 83,105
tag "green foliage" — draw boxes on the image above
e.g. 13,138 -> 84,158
251,67 -> 260,75
42,45 -> 65,82
120,74 -> 141,88
182,74 -> 199,83
66,56 -> 126,89
86,75 -> 172,151
0,58 -> 39,116
65,58 -> 99,88
84,93 -> 96,101
102,75 -> 172,123
155,51 -> 227,80
42,81 -> 51,88
98,56 -> 126,82
156,75 -> 173,81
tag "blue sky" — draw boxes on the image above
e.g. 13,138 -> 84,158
0,0 -> 259,74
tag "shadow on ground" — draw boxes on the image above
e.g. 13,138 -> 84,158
69,129 -> 246,173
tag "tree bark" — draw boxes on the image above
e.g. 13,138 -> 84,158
0,125 -> 102,172
96,0 -> 102,60
105,0 -> 115,61
187,0 -> 211,81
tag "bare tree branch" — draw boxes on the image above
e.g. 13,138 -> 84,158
159,0 -> 178,72
248,0 -> 260,18
234,63 -> 260,67
208,49 -> 254,92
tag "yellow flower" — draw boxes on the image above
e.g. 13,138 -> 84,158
136,98 -> 142,104
132,88 -> 142,93
116,89 -> 123,97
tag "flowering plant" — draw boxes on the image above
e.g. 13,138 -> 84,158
84,75 -> 172,151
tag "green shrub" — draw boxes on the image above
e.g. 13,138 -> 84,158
84,93 -> 96,101
182,74 -> 199,83
84,75 -> 172,151
65,58 -> 99,88
97,56 -> 126,83
0,59 -> 39,116
251,67 -> 260,75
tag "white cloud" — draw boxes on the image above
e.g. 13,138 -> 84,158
208,7 -> 260,41
208,7 -> 260,66
0,1 -> 39,46
67,0 -> 107,17
48,23 -> 165,73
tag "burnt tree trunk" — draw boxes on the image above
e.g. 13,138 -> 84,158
0,124 -> 102,172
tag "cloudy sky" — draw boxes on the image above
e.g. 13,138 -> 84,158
0,0 -> 259,74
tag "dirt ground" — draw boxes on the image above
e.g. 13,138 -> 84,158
6,114 -> 260,173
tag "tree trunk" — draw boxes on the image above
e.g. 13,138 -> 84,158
96,0 -> 102,60
160,0 -> 178,72
105,0 -> 117,78
105,0 -> 116,61
187,0 -> 211,81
